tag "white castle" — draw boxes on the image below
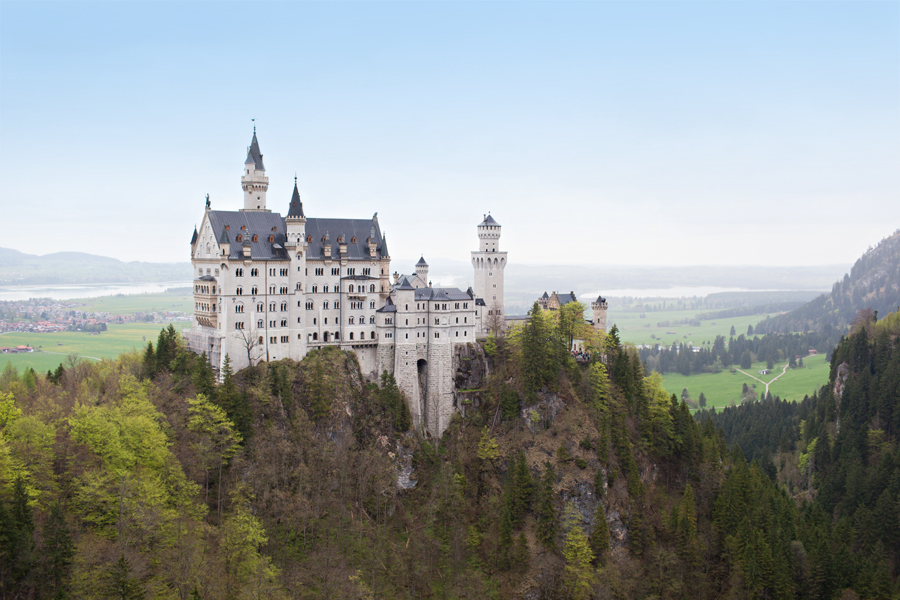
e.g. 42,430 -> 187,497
185,130 -> 507,436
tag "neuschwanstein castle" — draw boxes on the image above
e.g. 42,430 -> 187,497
185,130 -> 508,435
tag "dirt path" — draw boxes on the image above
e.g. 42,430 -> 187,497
39,350 -> 102,362
735,362 -> 791,398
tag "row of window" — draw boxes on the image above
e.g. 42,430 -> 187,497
235,285 -> 290,295
308,331 -> 377,342
310,266 -> 374,277
308,284 -> 378,294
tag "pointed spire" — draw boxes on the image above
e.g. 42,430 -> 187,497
245,128 -> 265,171
416,256 -> 428,267
380,233 -> 389,258
287,176 -> 304,218
218,225 -> 230,244
190,225 -> 198,245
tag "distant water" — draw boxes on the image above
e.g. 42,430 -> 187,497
580,286 -> 796,299
0,281 -> 193,302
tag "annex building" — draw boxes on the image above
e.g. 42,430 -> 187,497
184,130 -> 507,436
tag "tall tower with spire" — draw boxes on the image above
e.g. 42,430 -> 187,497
471,213 -> 507,332
241,127 -> 269,211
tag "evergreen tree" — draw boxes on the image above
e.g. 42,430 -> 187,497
730,325 -> 736,336
741,349 -> 752,369
499,386 -> 521,421
521,302 -> 554,396
41,502 -> 74,599
105,555 -> 145,600
535,461 -> 558,549
698,392 -> 707,408
589,502 -> 610,562
217,355 -> 251,440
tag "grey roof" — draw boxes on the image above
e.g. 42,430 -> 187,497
287,181 -> 304,218
198,275 -> 217,282
475,298 -> 486,306
218,225 -> 230,245
380,233 -> 389,257
376,297 -> 397,313
595,295 -> 607,304
207,210 -> 289,261
305,218 -> 384,261
415,287 -> 474,301
394,275 -> 415,291
541,291 -> 549,299
416,256 -> 428,267
245,132 -> 265,171
557,292 -> 578,306
190,227 -> 198,245
479,214 -> 500,227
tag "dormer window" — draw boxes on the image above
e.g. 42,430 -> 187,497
268,235 -> 274,242
351,236 -> 357,244
236,234 -> 242,242
241,225 -> 247,230
307,235 -> 312,243
252,235 -> 258,242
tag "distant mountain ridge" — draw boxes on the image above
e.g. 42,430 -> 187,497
755,229 -> 900,336
0,247 -> 192,285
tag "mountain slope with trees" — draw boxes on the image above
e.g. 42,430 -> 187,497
755,229 -> 900,339
0,306 -> 897,598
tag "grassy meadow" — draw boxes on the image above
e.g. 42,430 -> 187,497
74,291 -> 193,315
660,353 -> 830,410
1,321 -> 185,373
608,308 -> 784,348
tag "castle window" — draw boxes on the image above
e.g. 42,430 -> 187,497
280,319 -> 287,327
280,302 -> 287,311
351,236 -> 357,244
370,284 -> 375,292
313,333 -> 318,340
456,317 -> 458,323
236,235 -> 242,242
349,285 -> 354,293
307,235 -> 312,243
349,317 -> 355,325
280,286 -> 288,294
259,336 -> 264,344
272,226 -> 277,232
349,332 -> 354,340
334,332 -> 340,340
315,268 -> 324,276
234,321 -> 244,329
251,286 -> 258,295
371,332 -> 376,339
464,331 -> 467,336
269,285 -> 275,294
464,303 -> 468,309
347,268 -> 356,276
236,287 -> 243,295
370,316 -> 375,324
257,303 -> 263,312
323,285 -> 329,293
337,236 -> 343,244
241,225 -> 246,230
332,267 -> 340,276
311,285 -> 318,293
281,336 -> 289,343
251,268 -> 258,277
362,268 -> 370,275
370,301 -> 375,309
323,301 -> 329,309
257,319 -> 263,328
334,301 -> 340,309
253,235 -> 259,242
235,304 -> 244,313
268,235 -> 274,242
434,318 -> 439,325
305,301 -> 314,310
434,332 -> 439,338
269,302 -> 276,311
456,331 -> 458,337
313,318 -> 317,324
385,318 -> 392,325
455,303 -> 459,309
434,304 -> 439,310
281,268 -> 288,276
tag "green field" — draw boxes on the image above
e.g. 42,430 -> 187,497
74,291 -> 193,315
609,308 -> 783,348
660,353 -> 830,410
0,321 -> 184,373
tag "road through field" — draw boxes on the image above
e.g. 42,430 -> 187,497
735,362 -> 790,397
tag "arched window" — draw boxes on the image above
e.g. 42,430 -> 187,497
257,303 -> 263,312
349,317 -> 355,324
349,284 -> 354,293
334,331 -> 340,340
268,235 -> 274,242
370,331 -> 376,339
307,235 -> 312,243
312,332 -> 318,341
235,304 -> 244,313
252,234 -> 258,242
258,336 -> 263,344
351,236 -> 357,244
236,287 -> 243,295
257,319 -> 263,328
251,286 -> 258,295
349,332 -> 354,340
369,284 -> 375,292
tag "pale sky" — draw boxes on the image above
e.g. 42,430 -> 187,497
1,2 -> 897,266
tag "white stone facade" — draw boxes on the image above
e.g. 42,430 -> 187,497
184,131 -> 506,437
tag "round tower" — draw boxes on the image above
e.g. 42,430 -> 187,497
471,213 -> 507,333
415,256 -> 429,287
241,127 -> 269,211
591,295 -> 609,333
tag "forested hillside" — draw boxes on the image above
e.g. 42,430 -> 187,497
755,229 -> 900,339
0,305 -> 898,598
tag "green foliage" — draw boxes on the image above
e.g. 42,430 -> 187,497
378,371 -> 412,432
476,427 -> 499,462
104,555 -> 145,600
535,461 -> 558,550
561,505 -> 595,599
41,502 -> 75,599
520,302 -> 556,396
499,386 -> 521,421
589,502 -> 609,561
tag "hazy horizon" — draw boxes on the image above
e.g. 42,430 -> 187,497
1,2 -> 898,267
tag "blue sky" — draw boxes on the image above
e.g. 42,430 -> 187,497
1,1 -> 897,266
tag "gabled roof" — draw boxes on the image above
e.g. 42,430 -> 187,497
376,297 -> 397,313
287,181 -> 304,218
479,214 -> 500,227
557,292 -> 578,306
207,210 -> 289,261
394,275 -> 415,291
414,287 -> 474,301
306,218 -> 384,261
190,226 -> 198,245
245,131 -> 265,171
416,256 -> 428,267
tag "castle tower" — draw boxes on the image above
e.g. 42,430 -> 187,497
415,256 -> 429,288
241,128 -> 269,211
591,295 -> 609,333
471,214 -> 507,332
286,176 -> 308,358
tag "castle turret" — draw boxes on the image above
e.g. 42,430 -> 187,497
241,128 -> 269,211
471,213 -> 507,333
415,256 -> 429,287
285,176 -> 308,360
591,295 -> 609,333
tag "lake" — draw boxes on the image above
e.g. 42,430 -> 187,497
0,281 -> 193,302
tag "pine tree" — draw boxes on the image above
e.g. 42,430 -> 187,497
699,392 -> 707,408
589,502 -> 610,562
41,502 -> 74,599
105,555 -> 145,600
536,461 -> 558,549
